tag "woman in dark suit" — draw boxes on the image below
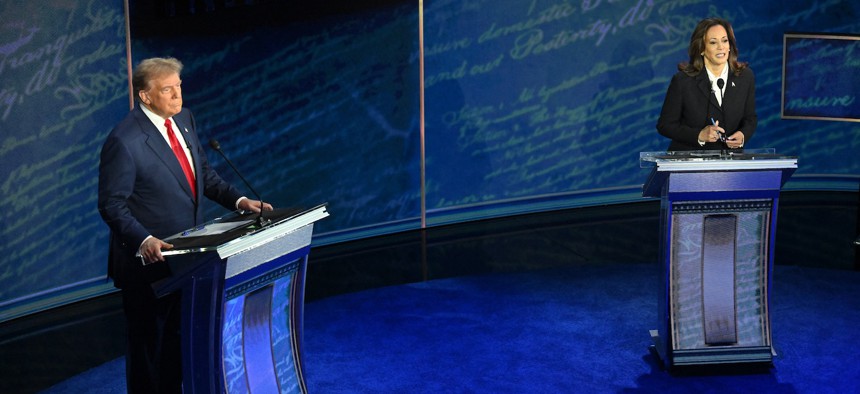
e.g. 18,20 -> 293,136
657,18 -> 756,151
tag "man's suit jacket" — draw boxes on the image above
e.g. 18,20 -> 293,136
656,67 -> 757,151
98,103 -> 244,287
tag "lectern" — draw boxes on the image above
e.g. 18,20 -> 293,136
151,204 -> 329,393
641,150 -> 796,368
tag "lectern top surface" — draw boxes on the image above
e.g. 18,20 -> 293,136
640,149 -> 797,171
639,150 -> 798,197
161,204 -> 328,256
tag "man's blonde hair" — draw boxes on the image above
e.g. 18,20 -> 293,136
132,57 -> 183,101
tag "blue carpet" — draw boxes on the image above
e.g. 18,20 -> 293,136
43,263 -> 860,393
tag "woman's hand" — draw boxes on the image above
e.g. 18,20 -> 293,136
726,131 -> 745,149
698,120 -> 725,143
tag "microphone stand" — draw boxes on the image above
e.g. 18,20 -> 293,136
209,139 -> 271,229
716,78 -> 728,158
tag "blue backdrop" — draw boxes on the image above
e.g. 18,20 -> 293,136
1,0 -> 859,320
0,0 -> 129,318
423,0 -> 860,219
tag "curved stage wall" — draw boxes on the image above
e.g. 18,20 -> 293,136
1,0 -> 859,320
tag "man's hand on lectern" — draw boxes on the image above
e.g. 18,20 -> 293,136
140,236 -> 174,264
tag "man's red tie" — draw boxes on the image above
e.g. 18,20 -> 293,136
165,119 -> 196,198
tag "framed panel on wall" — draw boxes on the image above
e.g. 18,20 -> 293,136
782,33 -> 860,122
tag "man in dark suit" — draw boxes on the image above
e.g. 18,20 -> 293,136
657,18 -> 756,151
98,57 -> 271,393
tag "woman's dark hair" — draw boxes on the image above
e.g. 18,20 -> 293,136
678,18 -> 747,76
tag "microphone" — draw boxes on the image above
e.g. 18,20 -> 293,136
209,139 -> 271,228
716,78 -> 725,105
